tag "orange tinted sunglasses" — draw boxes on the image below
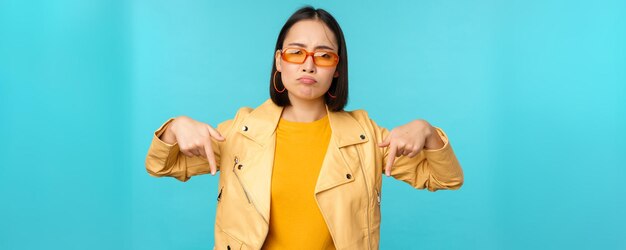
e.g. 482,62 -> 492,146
281,47 -> 339,67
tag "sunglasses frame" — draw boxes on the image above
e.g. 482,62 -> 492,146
280,47 -> 340,67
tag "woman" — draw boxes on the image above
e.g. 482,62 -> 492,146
145,6 -> 463,250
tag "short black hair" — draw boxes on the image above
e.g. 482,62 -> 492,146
269,6 -> 348,112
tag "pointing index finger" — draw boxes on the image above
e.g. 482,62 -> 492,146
385,143 -> 396,177
203,138 -> 217,175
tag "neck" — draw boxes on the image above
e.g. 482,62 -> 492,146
281,97 -> 327,122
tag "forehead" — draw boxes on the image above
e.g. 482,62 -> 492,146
283,19 -> 338,50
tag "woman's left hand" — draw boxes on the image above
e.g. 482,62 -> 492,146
378,119 -> 445,176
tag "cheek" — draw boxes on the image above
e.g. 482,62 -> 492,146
317,68 -> 337,84
280,64 -> 300,83
280,63 -> 300,73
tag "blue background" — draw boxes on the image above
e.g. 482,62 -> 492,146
1,0 -> 624,249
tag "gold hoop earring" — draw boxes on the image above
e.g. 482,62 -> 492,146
273,71 -> 285,93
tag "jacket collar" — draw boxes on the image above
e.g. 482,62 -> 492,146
239,99 -> 369,147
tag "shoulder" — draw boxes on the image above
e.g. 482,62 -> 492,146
215,106 -> 254,135
341,108 -> 388,134
235,106 -> 254,116
224,106 -> 254,125
336,108 -> 383,132
344,109 -> 370,119
340,109 -> 373,125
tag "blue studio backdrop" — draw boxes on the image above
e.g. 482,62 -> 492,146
1,0 -> 624,249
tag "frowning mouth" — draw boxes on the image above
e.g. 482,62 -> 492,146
297,76 -> 317,84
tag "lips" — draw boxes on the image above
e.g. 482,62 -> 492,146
297,76 -> 317,84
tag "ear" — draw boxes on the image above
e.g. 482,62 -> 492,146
275,50 -> 282,72
333,71 -> 339,78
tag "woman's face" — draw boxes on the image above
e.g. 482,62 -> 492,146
275,19 -> 339,102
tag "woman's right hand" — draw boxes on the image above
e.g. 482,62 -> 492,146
160,116 -> 225,175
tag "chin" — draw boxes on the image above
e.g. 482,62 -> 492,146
288,92 -> 326,102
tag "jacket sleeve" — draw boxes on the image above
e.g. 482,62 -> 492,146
144,118 -> 234,182
371,118 -> 464,191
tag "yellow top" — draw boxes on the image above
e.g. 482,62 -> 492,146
261,114 -> 336,250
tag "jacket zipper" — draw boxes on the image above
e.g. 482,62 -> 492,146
232,157 -> 252,204
231,156 -> 269,225
217,186 -> 223,202
356,147 -> 373,250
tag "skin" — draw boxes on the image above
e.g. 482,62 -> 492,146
159,19 -> 445,177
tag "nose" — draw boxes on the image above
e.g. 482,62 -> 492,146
300,55 -> 316,73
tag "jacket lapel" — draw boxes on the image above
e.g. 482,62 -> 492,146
314,107 -> 369,194
235,99 -> 370,223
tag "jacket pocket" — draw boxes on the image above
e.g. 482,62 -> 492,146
215,224 -> 243,250
373,188 -> 382,228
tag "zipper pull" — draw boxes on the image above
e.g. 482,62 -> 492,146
217,187 -> 223,201
375,189 -> 381,205
233,156 -> 239,170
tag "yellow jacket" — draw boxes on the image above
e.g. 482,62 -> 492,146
145,98 -> 464,250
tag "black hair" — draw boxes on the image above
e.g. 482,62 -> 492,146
269,6 -> 348,112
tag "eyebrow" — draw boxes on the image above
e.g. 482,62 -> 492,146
286,42 -> 336,51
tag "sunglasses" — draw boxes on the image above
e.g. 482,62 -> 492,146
280,47 -> 340,67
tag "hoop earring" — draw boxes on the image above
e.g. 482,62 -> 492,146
327,90 -> 337,99
273,71 -> 286,93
